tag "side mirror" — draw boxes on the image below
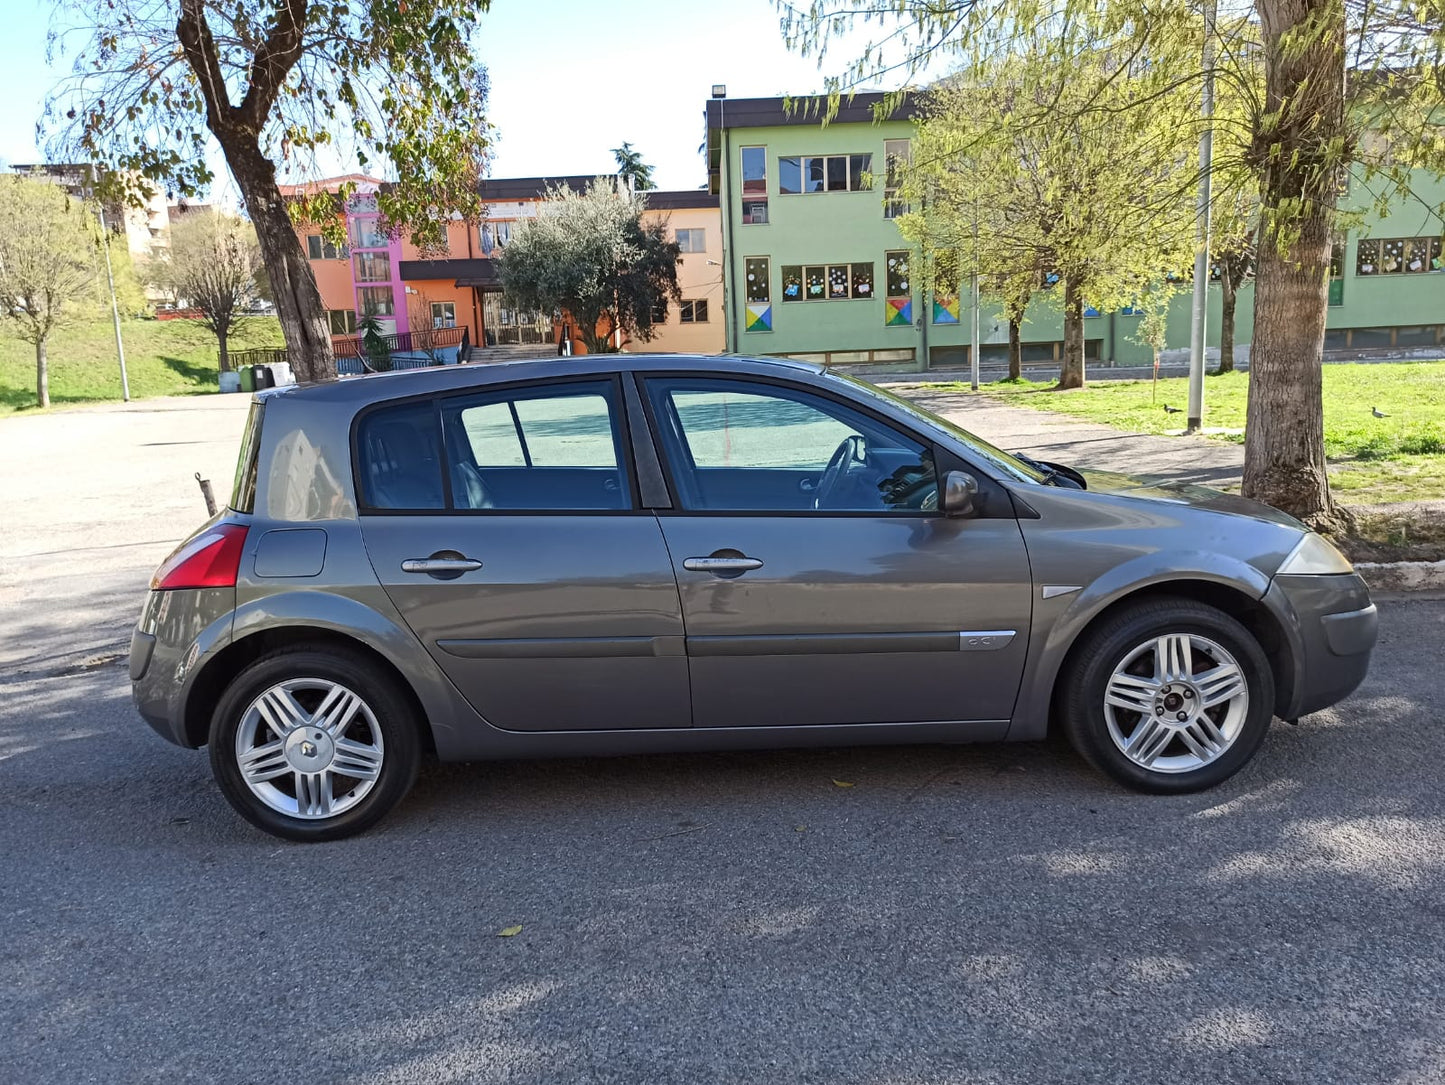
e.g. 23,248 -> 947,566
942,470 -> 979,518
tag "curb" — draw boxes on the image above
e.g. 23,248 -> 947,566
1354,560 -> 1445,593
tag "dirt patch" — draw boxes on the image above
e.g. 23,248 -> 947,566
1340,503 -> 1445,563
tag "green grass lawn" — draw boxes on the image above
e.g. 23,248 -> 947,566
0,317 -> 285,415
944,362 -> 1445,503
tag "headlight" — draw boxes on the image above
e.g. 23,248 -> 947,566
1277,532 -> 1355,575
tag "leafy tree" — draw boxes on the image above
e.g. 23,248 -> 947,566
898,21 -> 1200,388
611,142 -> 656,192
498,180 -> 680,355
47,0 -> 496,383
1210,188 -> 1256,374
777,0 -> 1445,527
0,175 -> 101,407
151,209 -> 263,372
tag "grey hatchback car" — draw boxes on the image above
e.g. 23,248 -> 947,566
132,355 -> 1377,840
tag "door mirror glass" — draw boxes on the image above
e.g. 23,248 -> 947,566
942,470 -> 979,518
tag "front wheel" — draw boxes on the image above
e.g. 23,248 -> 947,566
1060,599 -> 1275,794
209,648 -> 421,841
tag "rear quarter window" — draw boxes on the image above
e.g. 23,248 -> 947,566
230,401 -> 265,513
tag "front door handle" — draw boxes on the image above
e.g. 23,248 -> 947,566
401,552 -> 483,580
682,555 -> 764,575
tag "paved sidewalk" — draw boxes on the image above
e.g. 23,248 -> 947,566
883,380 -> 1246,490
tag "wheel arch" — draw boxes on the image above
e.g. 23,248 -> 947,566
1009,557 -> 1297,740
181,625 -> 437,754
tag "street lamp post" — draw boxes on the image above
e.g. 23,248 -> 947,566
96,200 -> 131,403
1186,0 -> 1217,433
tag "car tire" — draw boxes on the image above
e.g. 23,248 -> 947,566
208,647 -> 422,841
1059,598 -> 1275,794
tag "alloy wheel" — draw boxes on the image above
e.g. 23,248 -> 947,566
234,678 -> 385,819
1102,632 -> 1250,774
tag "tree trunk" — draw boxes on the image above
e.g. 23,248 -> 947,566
222,143 -> 334,382
1242,0 -> 1343,527
1057,275 -> 1085,389
217,326 -> 230,373
1218,276 -> 1237,374
1008,317 -> 1022,381
35,337 -> 49,409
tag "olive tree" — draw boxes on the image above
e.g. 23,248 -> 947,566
0,175 -> 101,408
498,181 -> 681,355
47,0 -> 495,382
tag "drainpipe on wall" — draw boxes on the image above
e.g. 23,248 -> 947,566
716,95 -> 737,354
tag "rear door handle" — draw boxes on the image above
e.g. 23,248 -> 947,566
682,556 -> 764,574
401,554 -> 483,579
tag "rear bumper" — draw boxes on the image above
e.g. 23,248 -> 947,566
1266,573 -> 1377,719
130,588 -> 235,748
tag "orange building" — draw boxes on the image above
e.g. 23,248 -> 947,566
286,175 -> 723,356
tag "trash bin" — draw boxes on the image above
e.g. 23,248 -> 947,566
218,370 -> 241,394
238,366 -> 256,393
251,364 -> 276,390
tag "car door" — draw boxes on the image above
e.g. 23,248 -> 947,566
640,375 -> 1032,729
355,377 -> 690,731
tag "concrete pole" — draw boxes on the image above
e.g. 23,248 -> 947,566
1186,0 -> 1216,433
97,205 -> 131,403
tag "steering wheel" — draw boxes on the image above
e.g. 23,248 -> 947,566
814,434 -> 866,510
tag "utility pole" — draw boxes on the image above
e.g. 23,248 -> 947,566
970,199 -> 980,391
95,201 -> 132,403
1186,0 -> 1216,433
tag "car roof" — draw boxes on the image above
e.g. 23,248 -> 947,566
258,353 -> 827,407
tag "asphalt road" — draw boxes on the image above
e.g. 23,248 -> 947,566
3,393 -> 1443,1085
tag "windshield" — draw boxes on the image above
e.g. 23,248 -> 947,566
831,373 -> 1051,485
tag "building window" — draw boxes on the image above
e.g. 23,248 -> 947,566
744,257 -> 771,332
348,217 -> 386,249
780,262 -> 873,301
359,286 -> 395,317
741,146 -> 767,224
651,299 -> 669,323
885,250 -> 913,327
884,139 -> 911,218
1357,235 -> 1443,275
305,235 -> 342,260
353,251 -> 391,283
327,309 -> 357,335
676,228 -> 706,253
479,220 -> 513,255
431,301 -> 456,329
1329,241 -> 1345,307
680,299 -> 709,323
778,155 -> 873,195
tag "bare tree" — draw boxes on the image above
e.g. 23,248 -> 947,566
152,209 -> 262,373
0,175 -> 100,407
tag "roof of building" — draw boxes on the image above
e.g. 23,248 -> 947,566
399,258 -> 500,288
478,175 -> 604,200
167,201 -> 213,222
643,189 -> 718,210
275,173 -> 384,196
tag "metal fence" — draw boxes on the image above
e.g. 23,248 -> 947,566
230,326 -> 470,379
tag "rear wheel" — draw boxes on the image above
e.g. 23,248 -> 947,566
1060,599 -> 1274,794
208,648 -> 421,841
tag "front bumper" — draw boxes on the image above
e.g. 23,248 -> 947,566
1266,572 -> 1377,719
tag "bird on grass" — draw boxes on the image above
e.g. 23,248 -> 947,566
1372,406 -> 1389,418
1163,404 -> 1183,415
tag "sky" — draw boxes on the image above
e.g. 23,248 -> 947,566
0,0 -> 901,198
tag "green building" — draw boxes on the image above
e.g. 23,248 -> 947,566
705,91 -> 1445,369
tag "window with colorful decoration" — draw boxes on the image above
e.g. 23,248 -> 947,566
1356,235 -> 1443,275
884,250 -> 913,327
744,257 -> 772,332
780,262 -> 874,301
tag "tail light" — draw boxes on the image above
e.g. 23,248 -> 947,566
151,524 -> 249,590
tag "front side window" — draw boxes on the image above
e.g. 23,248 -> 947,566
646,378 -> 938,513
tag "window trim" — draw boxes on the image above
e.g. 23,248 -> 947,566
638,373 -> 948,518
349,374 -> 644,516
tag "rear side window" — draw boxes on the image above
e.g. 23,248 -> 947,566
230,401 -> 265,513
356,401 -> 445,511
442,381 -> 631,511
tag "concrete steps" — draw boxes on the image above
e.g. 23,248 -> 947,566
465,343 -> 558,364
